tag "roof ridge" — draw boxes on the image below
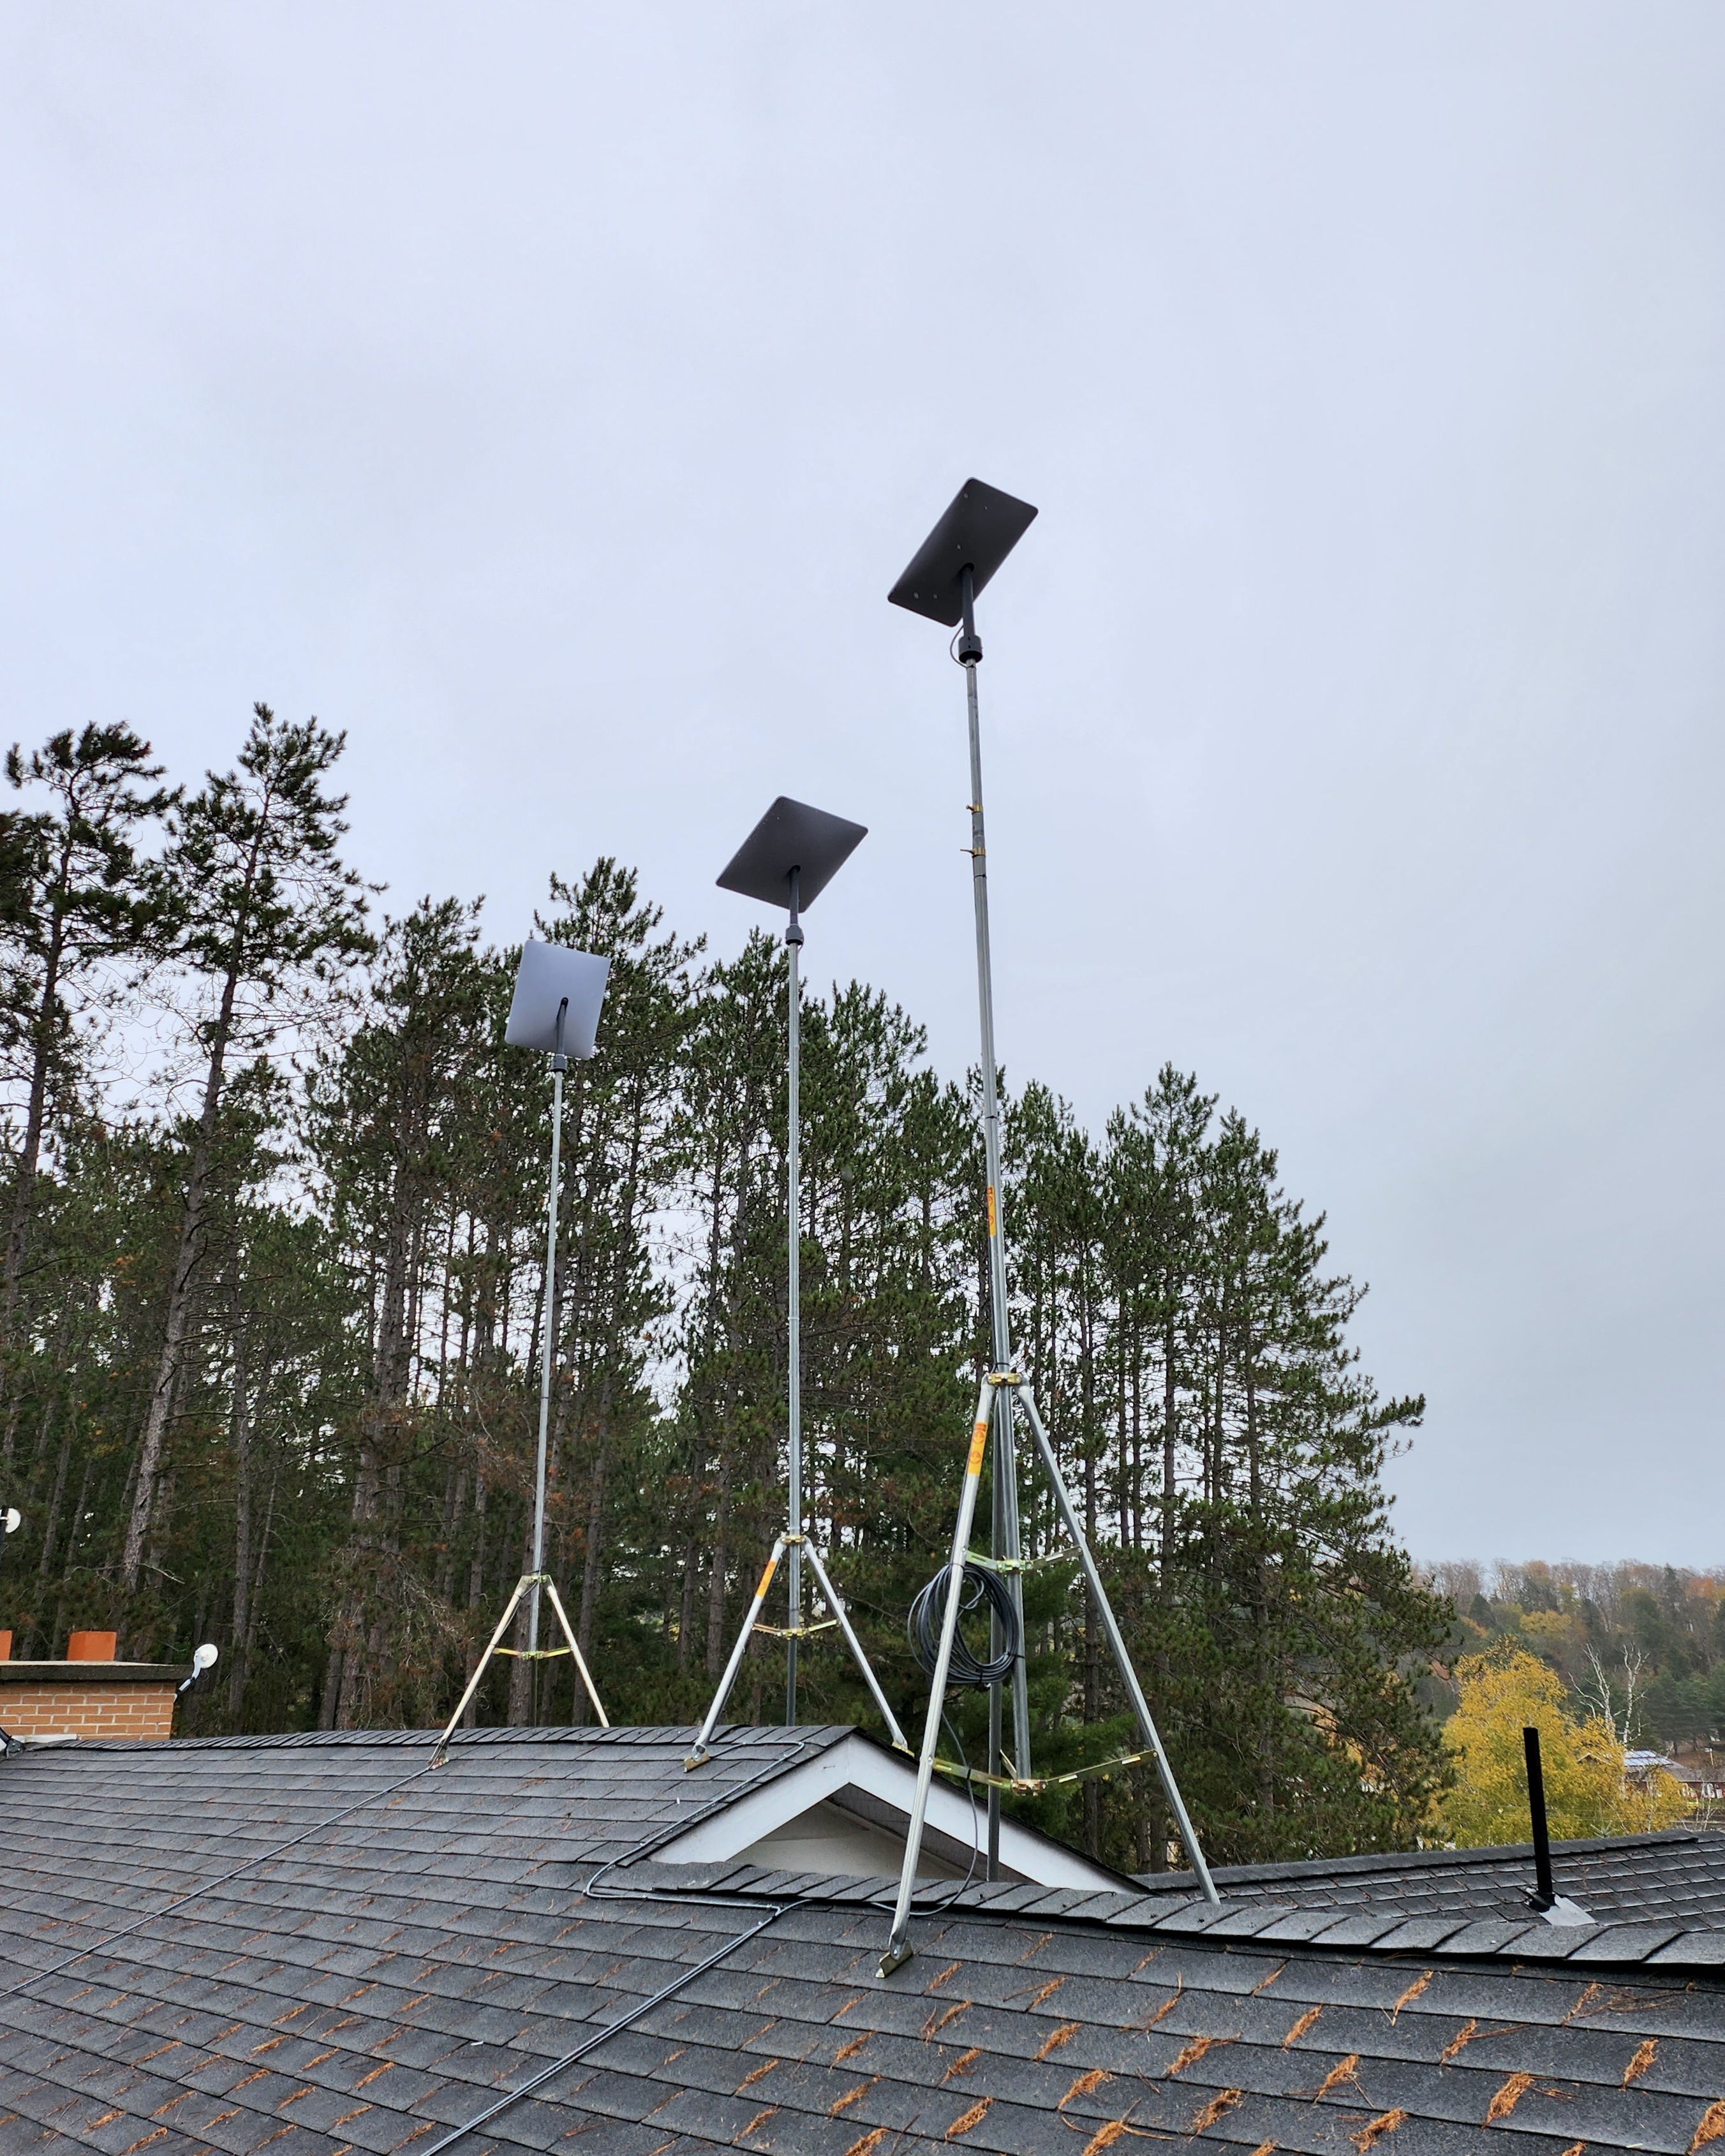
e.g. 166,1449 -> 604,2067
605,1863 -> 1725,1974
1130,1825 -> 1701,1891
60,1722 -> 862,1753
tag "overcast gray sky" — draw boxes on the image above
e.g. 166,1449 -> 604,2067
2,5 -> 1721,1562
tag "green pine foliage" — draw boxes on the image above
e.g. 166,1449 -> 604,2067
0,711 -> 1451,1868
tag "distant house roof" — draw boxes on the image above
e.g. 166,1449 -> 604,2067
5,1725 -> 1725,2156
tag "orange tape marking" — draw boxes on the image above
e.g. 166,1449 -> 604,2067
966,1421 -> 989,1477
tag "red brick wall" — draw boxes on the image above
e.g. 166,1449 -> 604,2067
0,1681 -> 177,1740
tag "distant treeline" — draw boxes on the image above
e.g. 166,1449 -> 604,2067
1425,1561 -> 1725,1749
0,707 -> 1451,1870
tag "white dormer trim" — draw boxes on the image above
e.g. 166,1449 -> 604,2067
658,1731 -> 1123,1890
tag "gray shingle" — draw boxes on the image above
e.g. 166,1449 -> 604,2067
1202,1903 -> 1297,1938
3,1726 -> 1722,2156
1258,1905 -> 1361,1943
1648,1927 -> 1725,1967
1305,1910 -> 1419,1948
1428,1915 -> 1543,1956
1367,1916 -> 1477,1951
1565,1920 -> 1686,1961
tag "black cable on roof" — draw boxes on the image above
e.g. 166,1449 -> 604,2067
419,1712 -> 992,2154
417,1894 -> 785,2156
0,1755 -> 439,2004
419,1733 -> 806,2156
4,1720 -> 847,2153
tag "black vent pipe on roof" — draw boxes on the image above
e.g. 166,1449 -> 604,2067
1523,1725 -> 1556,1911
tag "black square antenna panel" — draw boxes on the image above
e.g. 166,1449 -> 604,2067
887,477 -> 1039,626
717,796 -> 867,911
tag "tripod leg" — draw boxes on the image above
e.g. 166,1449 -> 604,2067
801,1539 -> 908,1751
541,1576 -> 609,1728
685,1536 -> 787,1769
1013,1384 -> 1220,1905
879,1378 -> 994,1977
434,1574 -> 532,1767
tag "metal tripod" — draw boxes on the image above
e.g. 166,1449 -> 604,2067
431,994 -> 608,1767
687,869 -> 908,1768
877,565 -> 1218,1975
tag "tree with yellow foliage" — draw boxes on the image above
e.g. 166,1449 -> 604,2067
1436,1647 -> 1689,1845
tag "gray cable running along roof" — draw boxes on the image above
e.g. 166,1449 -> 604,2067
4,1726 -> 1725,2156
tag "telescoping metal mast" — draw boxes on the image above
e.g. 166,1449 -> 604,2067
686,797 -> 909,1768
431,939 -> 612,1763
879,480 -> 1218,1975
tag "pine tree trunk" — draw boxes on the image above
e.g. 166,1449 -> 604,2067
246,1440 -> 280,1666
121,952 -> 244,1593
36,1424 -> 70,1581
0,862 -> 69,1370
677,1480 -> 702,1674
706,1452 -> 732,1681
467,1473 -> 487,1607
319,1649 -> 343,1729
61,1459 -> 93,1581
575,1418 -> 609,1714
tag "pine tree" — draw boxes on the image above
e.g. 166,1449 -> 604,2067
119,708 -> 370,1611
306,896 -> 489,1725
525,860 -> 697,1721
0,765 -> 1456,1868
0,727 -> 172,1416
1000,1067 -> 1450,1867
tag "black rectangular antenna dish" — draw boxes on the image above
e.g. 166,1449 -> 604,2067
887,477 -> 1039,626
716,795 -> 867,911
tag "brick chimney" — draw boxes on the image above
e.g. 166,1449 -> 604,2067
0,1630 -> 186,1741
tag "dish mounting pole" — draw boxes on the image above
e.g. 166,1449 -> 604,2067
688,800 -> 910,1771
957,565 -> 1033,1877
433,991 -> 608,1764
879,491 -> 1218,1975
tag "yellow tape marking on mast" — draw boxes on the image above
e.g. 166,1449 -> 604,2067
966,1421 -> 989,1477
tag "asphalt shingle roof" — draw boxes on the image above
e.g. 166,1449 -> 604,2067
4,1727 -> 1724,2156
1136,1828 -> 1725,1930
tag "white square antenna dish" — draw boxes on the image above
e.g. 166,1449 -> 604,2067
505,940 -> 611,1060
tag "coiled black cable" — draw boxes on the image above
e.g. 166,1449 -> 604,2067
908,1560 -> 1019,1688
